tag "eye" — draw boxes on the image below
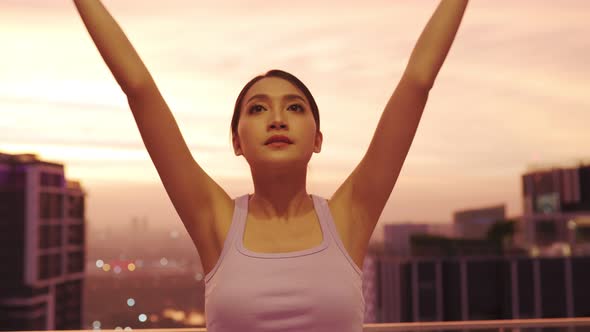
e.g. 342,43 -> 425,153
248,104 -> 265,114
288,104 -> 304,112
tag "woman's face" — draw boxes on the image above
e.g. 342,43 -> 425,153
233,76 -> 322,170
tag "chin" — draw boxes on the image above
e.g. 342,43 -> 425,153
256,157 -> 306,170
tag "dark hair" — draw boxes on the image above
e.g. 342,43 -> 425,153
229,69 -> 320,145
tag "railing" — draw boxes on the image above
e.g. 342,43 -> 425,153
11,317 -> 590,332
362,317 -> 590,331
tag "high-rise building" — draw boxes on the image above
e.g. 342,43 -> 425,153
453,204 -> 506,239
372,255 -> 590,323
0,152 -> 86,330
522,164 -> 590,249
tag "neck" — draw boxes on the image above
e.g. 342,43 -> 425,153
248,165 -> 313,223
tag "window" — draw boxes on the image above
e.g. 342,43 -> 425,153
67,224 -> 84,245
38,254 -> 62,279
68,195 -> 84,218
39,225 -> 62,249
40,172 -> 64,188
39,193 -> 64,219
0,169 -> 10,186
0,168 -> 25,188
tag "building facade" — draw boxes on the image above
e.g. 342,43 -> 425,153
371,255 -> 590,323
522,164 -> 590,250
0,152 -> 86,330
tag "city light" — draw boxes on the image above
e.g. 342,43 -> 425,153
92,321 -> 101,329
95,259 -> 104,268
160,257 -> 168,266
138,313 -> 147,322
114,265 -> 122,274
127,263 -> 136,271
568,219 -> 577,230
163,308 -> 186,322
124,327 -> 132,331
530,246 -> 540,257
185,311 -> 206,326
102,263 -> 111,272
127,298 -> 135,307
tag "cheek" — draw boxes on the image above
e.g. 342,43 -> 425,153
305,117 -> 318,136
301,128 -> 318,147
237,119 -> 260,146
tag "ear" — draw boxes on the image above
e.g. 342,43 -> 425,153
232,134 -> 243,156
314,130 -> 323,153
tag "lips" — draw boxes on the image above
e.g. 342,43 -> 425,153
265,135 -> 293,145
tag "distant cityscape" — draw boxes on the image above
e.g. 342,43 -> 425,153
1,151 -> 589,330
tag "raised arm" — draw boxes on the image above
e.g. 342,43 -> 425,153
73,0 -> 150,91
332,0 -> 469,248
73,1 -> 232,263
404,0 -> 470,87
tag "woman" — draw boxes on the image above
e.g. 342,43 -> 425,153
73,1 -> 468,331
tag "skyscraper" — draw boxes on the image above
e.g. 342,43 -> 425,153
521,164 -> 590,249
0,152 -> 86,330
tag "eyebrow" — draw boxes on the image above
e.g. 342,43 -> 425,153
245,93 -> 306,105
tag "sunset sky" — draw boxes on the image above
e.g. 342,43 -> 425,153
1,0 -> 588,237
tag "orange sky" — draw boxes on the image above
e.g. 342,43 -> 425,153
1,0 -> 589,238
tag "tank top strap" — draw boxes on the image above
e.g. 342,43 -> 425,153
310,194 -> 330,236
311,194 -> 364,276
236,193 -> 250,208
230,193 -> 249,244
203,194 -> 249,283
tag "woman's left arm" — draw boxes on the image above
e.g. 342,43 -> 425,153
338,0 -> 469,237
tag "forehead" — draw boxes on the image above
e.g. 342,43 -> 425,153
244,77 -> 304,100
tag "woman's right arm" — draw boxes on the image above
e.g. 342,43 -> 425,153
73,0 -> 232,255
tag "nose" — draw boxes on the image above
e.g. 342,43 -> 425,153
269,120 -> 287,130
269,110 -> 288,130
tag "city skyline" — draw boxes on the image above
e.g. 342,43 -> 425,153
1,0 -> 589,232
